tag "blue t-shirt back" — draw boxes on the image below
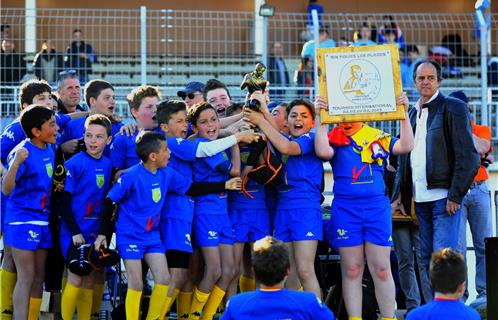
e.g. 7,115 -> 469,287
406,300 -> 480,320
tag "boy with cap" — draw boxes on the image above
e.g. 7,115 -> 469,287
177,81 -> 205,108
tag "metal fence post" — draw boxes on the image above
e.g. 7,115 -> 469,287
140,6 -> 147,86
312,9 -> 319,100
476,9 -> 488,126
25,0 -> 36,54
262,16 -> 268,74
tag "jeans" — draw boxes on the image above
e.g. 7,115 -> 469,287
458,182 -> 492,298
415,198 -> 462,299
392,226 -> 433,309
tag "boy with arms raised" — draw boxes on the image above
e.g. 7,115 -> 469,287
2,105 -> 59,320
58,114 -> 113,320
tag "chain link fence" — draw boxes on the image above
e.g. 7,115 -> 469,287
0,8 -> 497,147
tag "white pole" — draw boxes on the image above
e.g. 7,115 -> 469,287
312,9 -> 319,100
25,0 -> 36,54
476,9 -> 488,126
254,0 -> 264,57
140,6 -> 147,86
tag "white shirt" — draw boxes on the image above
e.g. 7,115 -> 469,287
410,90 -> 448,203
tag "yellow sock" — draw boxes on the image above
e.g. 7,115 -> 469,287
146,284 -> 169,320
28,297 -> 42,320
239,275 -> 256,292
61,276 -> 68,293
126,288 -> 142,320
91,283 -> 105,318
0,269 -> 16,319
200,285 -> 225,320
176,291 -> 192,319
348,317 -> 363,320
61,283 -> 80,320
75,288 -> 93,320
159,288 -> 179,319
188,288 -> 210,320
298,286 -> 304,291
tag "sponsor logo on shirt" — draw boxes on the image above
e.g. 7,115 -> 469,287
305,231 -> 315,237
126,244 -> 139,252
45,163 -> 53,178
96,174 -> 105,189
185,233 -> 192,246
3,130 -> 15,141
28,230 -> 39,240
146,215 -> 159,232
152,187 -> 162,203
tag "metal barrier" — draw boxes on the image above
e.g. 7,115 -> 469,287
0,8 -> 497,144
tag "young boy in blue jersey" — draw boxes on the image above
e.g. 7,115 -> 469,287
155,100 -> 259,318
407,248 -> 480,320
245,99 -> 323,298
58,114 -> 113,320
313,94 -> 413,320
221,236 -> 335,320
187,102 -> 241,320
60,79 -> 123,157
110,85 -> 161,176
2,105 -> 59,320
0,79 -> 87,319
95,131 -> 191,320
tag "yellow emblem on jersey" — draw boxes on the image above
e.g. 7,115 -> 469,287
96,174 -> 105,189
45,163 -> 53,178
152,187 -> 162,203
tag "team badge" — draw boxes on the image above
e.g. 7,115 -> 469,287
96,174 -> 105,189
45,163 -> 53,178
152,187 -> 161,203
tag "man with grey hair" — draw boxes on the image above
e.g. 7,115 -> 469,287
56,70 -> 85,114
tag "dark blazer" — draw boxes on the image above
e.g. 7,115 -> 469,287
392,92 -> 480,205
268,56 -> 290,87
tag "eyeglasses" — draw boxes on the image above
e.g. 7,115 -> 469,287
183,92 -> 202,100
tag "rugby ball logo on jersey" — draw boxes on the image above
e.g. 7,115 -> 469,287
45,163 -> 53,178
152,187 -> 162,203
96,174 -> 105,189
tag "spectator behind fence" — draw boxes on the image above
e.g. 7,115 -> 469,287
1,39 -> 26,90
365,16 -> 379,43
221,237 -> 335,320
449,90 -> 493,305
353,23 -> 376,46
301,25 -> 336,60
268,42 -> 290,98
1,24 -> 11,41
378,15 -> 404,46
33,39 -> 64,84
56,71 -> 85,114
405,45 -> 424,89
392,60 -> 480,302
406,248 -> 480,320
294,57 -> 314,97
64,29 -> 96,84
440,34 -> 475,67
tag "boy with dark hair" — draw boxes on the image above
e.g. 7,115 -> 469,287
59,114 -> 113,320
0,79 -> 86,319
95,131 -> 191,320
204,79 -> 232,118
221,236 -> 335,319
407,248 -> 480,320
60,79 -> 122,156
155,99 -> 259,318
2,105 -> 59,320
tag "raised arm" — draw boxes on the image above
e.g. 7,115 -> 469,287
313,96 -> 334,161
392,92 -> 414,155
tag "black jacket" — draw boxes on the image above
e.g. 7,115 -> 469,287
392,92 -> 480,206
33,49 -> 64,82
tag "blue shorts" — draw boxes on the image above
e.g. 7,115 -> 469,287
160,218 -> 193,253
117,233 -> 165,260
328,196 -> 393,249
193,214 -> 234,247
274,208 -> 323,242
229,208 -> 271,243
4,224 -> 52,250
